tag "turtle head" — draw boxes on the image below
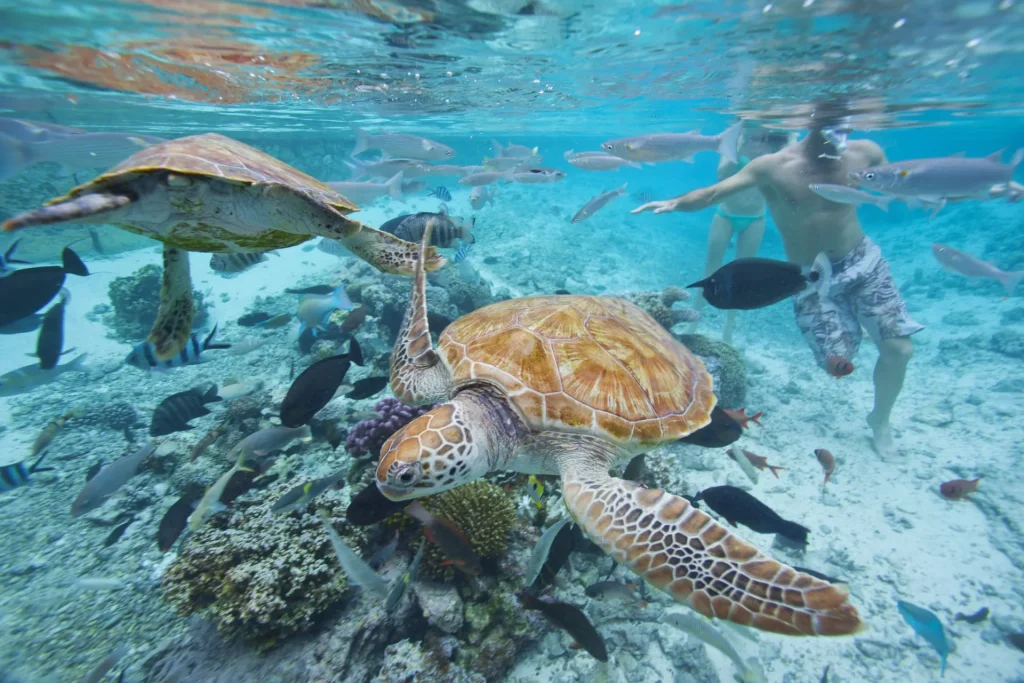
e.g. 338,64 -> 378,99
376,400 -> 490,501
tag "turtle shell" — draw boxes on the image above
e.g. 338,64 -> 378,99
438,295 -> 715,451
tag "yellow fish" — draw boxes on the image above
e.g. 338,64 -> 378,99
527,475 -> 545,509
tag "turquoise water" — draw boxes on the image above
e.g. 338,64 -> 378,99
1,1 -> 1024,682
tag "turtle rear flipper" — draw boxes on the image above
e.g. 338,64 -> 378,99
2,194 -> 133,232
341,222 -> 445,277
147,246 -> 195,362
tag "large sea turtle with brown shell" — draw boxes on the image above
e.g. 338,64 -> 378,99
2,133 -> 444,361
377,220 -> 862,637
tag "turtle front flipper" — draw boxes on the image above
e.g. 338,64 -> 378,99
324,209 -> 444,276
560,465 -> 863,636
147,245 -> 194,362
2,194 -> 133,232
389,219 -> 452,406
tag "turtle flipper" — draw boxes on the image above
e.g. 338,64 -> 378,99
2,194 -> 132,232
147,245 -> 194,362
389,218 -> 451,405
340,223 -> 445,277
561,466 -> 862,636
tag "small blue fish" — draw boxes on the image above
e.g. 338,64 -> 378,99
0,453 -> 53,493
126,324 -> 230,370
0,239 -> 29,277
897,600 -> 949,676
297,284 -> 354,336
453,243 -> 473,264
429,186 -> 452,202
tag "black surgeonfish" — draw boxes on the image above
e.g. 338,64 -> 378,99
518,592 -> 608,662
687,254 -> 830,310
345,481 -> 406,525
0,247 -> 88,327
35,288 -> 69,369
678,406 -> 741,448
280,353 -> 352,427
694,485 -> 810,545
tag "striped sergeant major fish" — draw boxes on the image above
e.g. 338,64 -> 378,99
453,243 -> 473,264
125,324 -> 231,370
1,452 -> 53,493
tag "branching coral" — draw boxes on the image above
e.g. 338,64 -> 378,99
346,398 -> 437,458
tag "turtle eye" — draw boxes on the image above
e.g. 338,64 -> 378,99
389,462 -> 423,487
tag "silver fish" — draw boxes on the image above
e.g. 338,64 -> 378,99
808,183 -> 892,212
470,186 -> 496,210
228,424 -> 311,462
524,517 -> 572,586
189,453 -> 252,531
664,611 -> 764,682
317,509 -> 388,597
571,183 -> 628,223
327,171 -> 404,205
601,123 -> 741,164
418,164 -> 472,178
565,150 -> 641,171
271,469 -> 346,515
509,166 -> 566,184
932,243 -> 1024,296
483,155 -> 541,170
351,127 -> 454,161
490,140 -> 537,158
0,352 -> 88,397
384,537 -> 426,610
344,157 -> 430,180
71,442 -> 156,517
459,170 -> 511,187
0,125 -> 166,181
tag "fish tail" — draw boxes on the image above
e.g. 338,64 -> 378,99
875,195 -> 892,213
717,122 -> 742,164
202,384 -> 222,404
823,472 -> 832,487
616,182 -> 628,195
385,171 -> 405,202
332,284 -> 354,311
997,270 -> 1024,297
779,520 -> 810,545
809,252 -> 832,299
768,465 -> 786,478
749,411 -> 763,427
62,247 -> 89,277
351,126 -> 372,157
1011,148 -> 1024,169
460,218 -> 476,244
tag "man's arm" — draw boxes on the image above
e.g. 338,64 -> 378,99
632,157 -> 764,214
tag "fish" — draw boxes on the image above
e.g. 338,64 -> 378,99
483,155 -> 542,171
0,313 -> 41,334
954,607 -> 989,624
87,226 -> 105,256
571,184 -> 628,223
33,288 -> 70,370
350,127 -> 455,161
0,453 -> 54,493
345,376 -> 389,401
792,566 -> 844,584
688,254 -> 831,310
271,469 -> 347,514
340,306 -> 368,335
722,408 -> 762,428
518,592 -> 608,662
402,179 -> 429,194
280,353 -> 353,427
346,480 -> 407,525
0,238 -> 30,276
459,170 -> 511,187
526,474 -> 545,509
534,520 -> 576,589
219,467 -> 261,507
525,517 -> 573,586
509,166 -> 566,184
347,410 -> 383,422
78,644 -> 128,683
344,157 -> 432,181
850,150 -> 1024,213
0,124 -> 164,180
297,284 -> 354,336
678,406 -> 742,448
404,501 -> 482,575
189,453 -> 254,531
71,442 -> 156,517
327,171 -> 405,205
623,454 -> 645,482
385,537 -> 426,610
0,351 -> 88,397
940,477 -> 980,501
491,140 -> 538,158
85,462 -> 102,482
694,485 -> 809,545
237,311 -> 271,326
228,425 -> 311,463
285,285 -> 336,296
126,324 -> 230,370
601,124 -> 742,164
370,530 -> 401,569
825,355 -> 854,378
815,449 -> 836,486
317,509 -> 389,596
453,244 -> 473,265
469,185 -> 496,210
1007,633 -> 1024,651
157,484 -> 204,551
103,519 -> 133,547
429,186 -> 452,201
217,379 -> 263,401
564,150 -> 641,171
664,611 -> 763,682
809,183 -> 893,211
257,314 -> 292,330
585,580 -> 647,607
150,385 -> 222,437
30,411 -> 76,459
727,445 -> 760,485
732,448 -> 785,479
189,424 -> 226,462
209,252 -> 270,274
931,243 -> 1024,296
379,206 -> 475,247
896,600 -> 949,676
0,246 -> 89,328
226,338 -> 266,356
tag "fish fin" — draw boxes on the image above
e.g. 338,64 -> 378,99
998,270 -> 1024,297
808,252 -> 832,299
62,247 -> 89,276
616,182 -> 628,194
348,337 -> 365,366
201,323 -> 220,350
768,466 -> 786,478
718,122 -> 743,164
332,284 -> 354,311
202,384 -> 222,403
928,199 -> 946,220
351,127 -> 372,156
3,238 -> 21,261
985,149 -> 1004,162
1011,148 -> 1024,169
490,139 -> 503,156
875,195 -> 892,213
28,451 -> 51,473
385,171 -> 405,202
343,159 -> 368,181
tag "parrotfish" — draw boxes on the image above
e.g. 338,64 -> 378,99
296,284 -> 354,336
228,425 -> 311,463
897,600 -> 949,676
271,469 -> 347,514
525,517 -> 572,587
188,453 -> 253,531
384,537 -> 426,610
0,351 -> 89,397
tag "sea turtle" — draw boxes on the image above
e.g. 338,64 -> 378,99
2,133 -> 444,360
376,221 -> 862,637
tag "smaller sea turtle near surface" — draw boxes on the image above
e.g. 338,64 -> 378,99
376,220 -> 862,637
2,133 -> 443,360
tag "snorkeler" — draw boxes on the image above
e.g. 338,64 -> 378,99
689,127 -> 795,342
633,103 -> 919,459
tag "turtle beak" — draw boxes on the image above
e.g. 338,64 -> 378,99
377,482 -> 415,501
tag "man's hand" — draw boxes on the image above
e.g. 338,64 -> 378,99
631,198 -> 679,214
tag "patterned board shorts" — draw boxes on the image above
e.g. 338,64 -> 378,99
793,236 -> 924,367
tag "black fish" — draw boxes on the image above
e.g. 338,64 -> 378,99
346,481 -> 406,525
954,607 -> 989,624
348,337 -> 364,366
35,289 -> 69,370
820,665 -> 830,683
87,226 -> 105,255
150,385 -> 222,436
297,326 -> 316,354
518,592 -> 608,662
0,314 -> 41,335
157,484 -> 203,552
793,566 -> 844,584
345,376 -> 389,400
103,519 -> 132,547
285,285 -> 335,295
694,485 -> 809,545
1007,633 -> 1024,652
429,186 -> 452,202
380,206 -> 475,248
533,518 -> 575,589
623,454 -> 645,482
237,311 -> 271,327
553,289 -> 571,295
220,468 -> 260,506
427,312 -> 452,337
85,461 -> 103,482
688,255 -> 829,310
0,247 -> 88,327
679,406 -> 741,448
209,252 -> 268,274
280,354 -> 352,427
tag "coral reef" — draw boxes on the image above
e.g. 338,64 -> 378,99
374,637 -> 485,683
161,482 -> 355,646
620,288 -> 696,331
429,265 -> 499,315
107,263 -> 209,340
346,398 -> 437,458
346,260 -> 462,343
661,285 -> 690,307
676,333 -> 747,408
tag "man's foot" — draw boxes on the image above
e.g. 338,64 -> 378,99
722,324 -> 734,345
867,411 -> 896,458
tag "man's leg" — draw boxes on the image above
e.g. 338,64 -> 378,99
867,336 -> 913,458
724,216 -> 766,343
689,214 -> 734,334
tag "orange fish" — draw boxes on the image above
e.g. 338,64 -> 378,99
826,355 -> 854,378
723,408 -> 763,429
940,478 -> 980,501
738,449 -> 785,478
814,448 -> 835,486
